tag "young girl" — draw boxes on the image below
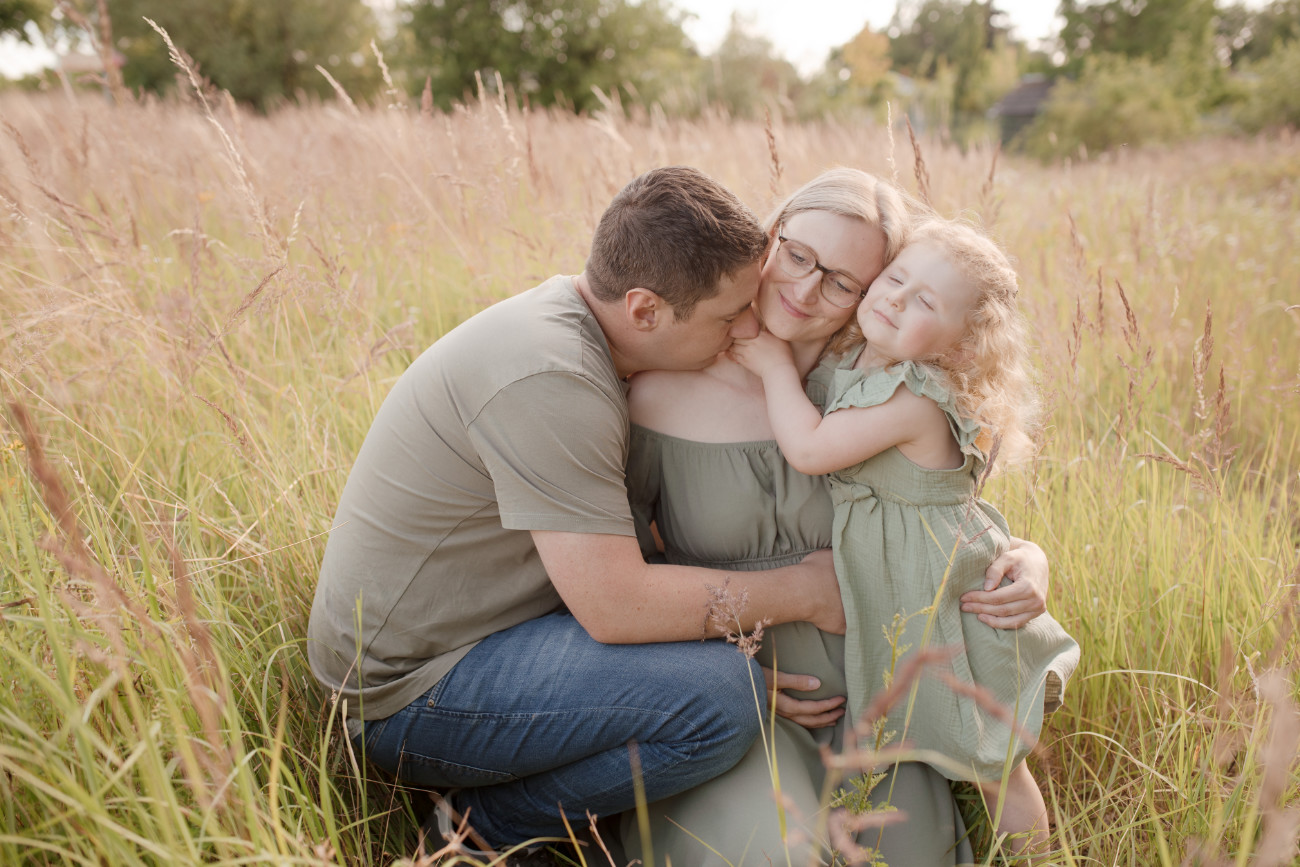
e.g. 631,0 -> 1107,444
729,216 -> 1079,856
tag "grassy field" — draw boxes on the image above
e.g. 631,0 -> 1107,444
1,78 -> 1297,866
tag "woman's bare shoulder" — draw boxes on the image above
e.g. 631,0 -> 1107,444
628,362 -> 773,441
627,369 -> 709,427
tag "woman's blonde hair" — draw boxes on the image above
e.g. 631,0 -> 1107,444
878,217 -> 1040,466
764,166 -> 912,277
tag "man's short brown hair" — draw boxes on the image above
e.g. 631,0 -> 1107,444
585,166 -> 768,319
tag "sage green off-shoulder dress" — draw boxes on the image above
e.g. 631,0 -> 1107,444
822,352 -> 1080,784
619,368 -> 977,866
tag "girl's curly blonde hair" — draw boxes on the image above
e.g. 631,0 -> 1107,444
839,216 -> 1041,468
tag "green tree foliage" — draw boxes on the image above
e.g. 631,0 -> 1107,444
1233,37 -> 1300,130
1055,0 -> 1226,116
396,0 -> 695,112
701,12 -> 800,118
1218,0 -> 1300,66
1020,53 -> 1200,158
882,0 -> 1020,133
1057,0 -> 1217,67
0,0 -> 50,40
104,0 -> 379,109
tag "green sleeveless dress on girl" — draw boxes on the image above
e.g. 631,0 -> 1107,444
822,350 -> 1080,784
620,400 -> 976,865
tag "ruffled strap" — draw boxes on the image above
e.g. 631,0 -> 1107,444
824,359 -> 986,467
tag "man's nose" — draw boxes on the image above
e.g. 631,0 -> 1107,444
730,305 -> 760,339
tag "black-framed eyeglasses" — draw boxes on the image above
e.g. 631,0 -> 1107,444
774,225 -> 867,309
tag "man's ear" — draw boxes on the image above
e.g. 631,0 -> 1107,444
761,226 -> 779,268
625,288 -> 664,331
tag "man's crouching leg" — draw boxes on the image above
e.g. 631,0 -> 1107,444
352,611 -> 765,849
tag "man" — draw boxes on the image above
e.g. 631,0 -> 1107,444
307,166 -> 848,848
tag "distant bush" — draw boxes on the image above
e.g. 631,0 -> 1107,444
1233,39 -> 1300,132
1019,54 -> 1200,160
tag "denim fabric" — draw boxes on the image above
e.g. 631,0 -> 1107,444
355,611 -> 765,847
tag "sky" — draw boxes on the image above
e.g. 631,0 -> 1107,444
679,0 -> 1065,76
0,0 -> 1065,80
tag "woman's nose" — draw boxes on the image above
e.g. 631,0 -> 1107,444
790,271 -> 822,304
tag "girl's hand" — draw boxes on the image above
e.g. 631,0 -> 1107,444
728,330 -> 795,379
960,537 -> 1049,629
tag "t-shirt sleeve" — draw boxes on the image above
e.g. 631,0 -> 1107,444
624,427 -> 664,561
467,371 -> 635,535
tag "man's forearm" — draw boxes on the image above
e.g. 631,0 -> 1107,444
533,530 -> 842,644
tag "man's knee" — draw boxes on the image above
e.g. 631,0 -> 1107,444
677,644 -> 766,765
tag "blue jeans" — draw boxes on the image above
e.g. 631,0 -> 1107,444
355,611 -> 765,847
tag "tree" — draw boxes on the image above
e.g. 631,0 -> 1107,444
1055,0 -> 1225,113
1022,52 -> 1200,158
395,0 -> 696,112
1057,0 -> 1217,68
1218,0 -> 1300,67
840,24 -> 892,95
1233,36 -> 1300,130
883,0 -> 1021,127
103,0 -> 379,109
701,11 -> 800,118
0,0 -> 51,41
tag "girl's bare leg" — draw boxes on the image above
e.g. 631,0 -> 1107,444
977,762 -> 1049,861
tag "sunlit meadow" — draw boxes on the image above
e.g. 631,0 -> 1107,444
1,68 -> 1297,866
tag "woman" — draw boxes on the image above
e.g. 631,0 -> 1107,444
619,168 -> 1052,865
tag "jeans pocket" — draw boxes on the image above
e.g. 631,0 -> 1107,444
395,749 -> 517,788
425,672 -> 451,708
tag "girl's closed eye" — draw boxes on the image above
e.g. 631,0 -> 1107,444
920,296 -> 934,310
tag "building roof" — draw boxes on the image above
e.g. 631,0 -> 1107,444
990,75 -> 1054,118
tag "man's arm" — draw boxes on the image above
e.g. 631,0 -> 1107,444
531,530 -> 846,644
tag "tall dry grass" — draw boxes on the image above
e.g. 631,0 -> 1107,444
0,75 -> 1297,866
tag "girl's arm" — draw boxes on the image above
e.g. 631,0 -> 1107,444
728,333 -> 939,476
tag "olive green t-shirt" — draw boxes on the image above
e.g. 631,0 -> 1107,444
307,275 -> 635,719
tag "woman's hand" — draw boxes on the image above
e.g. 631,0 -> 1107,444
728,330 -> 795,379
763,667 -> 846,729
960,537 -> 1050,629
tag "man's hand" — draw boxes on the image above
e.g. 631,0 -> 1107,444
797,548 -> 846,635
764,667 -> 846,729
960,537 -> 1049,629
